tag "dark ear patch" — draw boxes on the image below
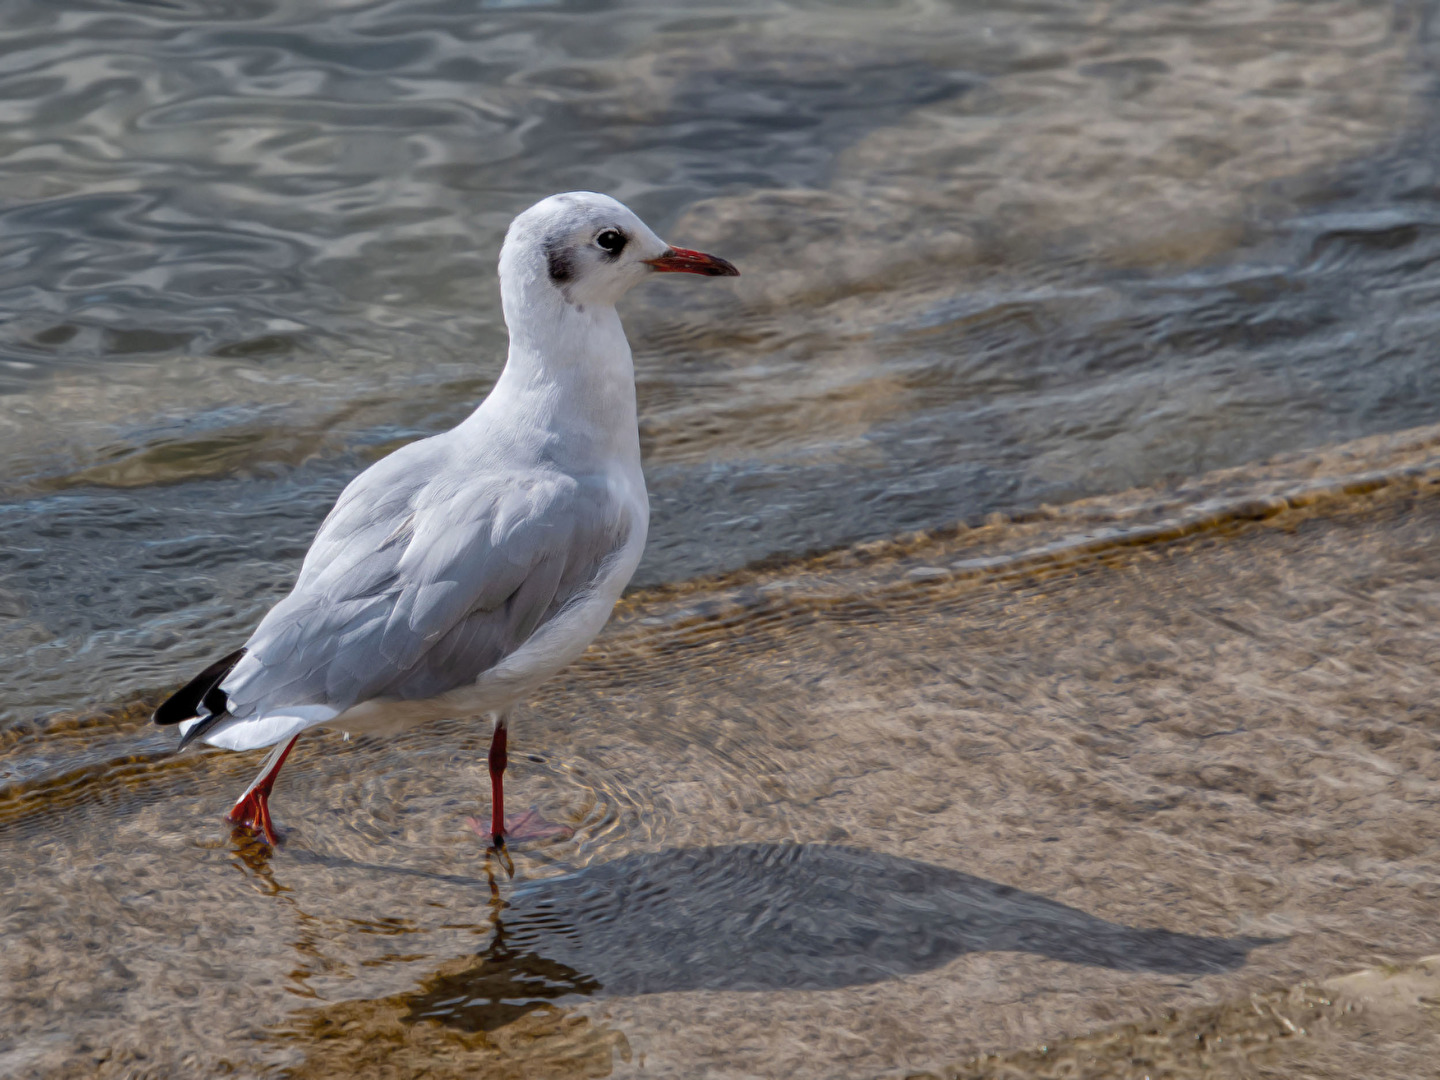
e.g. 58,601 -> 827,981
545,241 -> 575,285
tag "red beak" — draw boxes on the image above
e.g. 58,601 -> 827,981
643,246 -> 739,277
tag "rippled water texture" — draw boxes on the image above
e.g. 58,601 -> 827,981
5,0 -> 1440,1077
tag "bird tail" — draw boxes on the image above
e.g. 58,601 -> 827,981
153,648 -> 246,748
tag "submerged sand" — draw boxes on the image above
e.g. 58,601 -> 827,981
5,422 -> 1440,1078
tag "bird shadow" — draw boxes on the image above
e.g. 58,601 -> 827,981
395,842 -> 1276,1032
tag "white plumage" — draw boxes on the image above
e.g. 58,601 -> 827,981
155,191 -> 738,845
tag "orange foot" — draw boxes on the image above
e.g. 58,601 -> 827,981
227,788 -> 281,846
467,808 -> 574,846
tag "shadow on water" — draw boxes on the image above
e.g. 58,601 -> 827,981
395,843 -> 1273,1033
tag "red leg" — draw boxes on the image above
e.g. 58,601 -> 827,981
227,735 -> 298,845
468,719 -> 572,847
488,720 -> 508,843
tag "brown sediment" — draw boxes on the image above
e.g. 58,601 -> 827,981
277,995 -> 630,1080
275,900 -> 630,1079
927,957 -> 1440,1080
0,694 -> 212,831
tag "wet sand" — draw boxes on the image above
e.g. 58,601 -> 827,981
944,956 -> 1440,1079
5,422 -> 1440,1078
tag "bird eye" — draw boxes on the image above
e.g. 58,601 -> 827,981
595,229 -> 627,255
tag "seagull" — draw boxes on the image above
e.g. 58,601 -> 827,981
153,191 -> 737,847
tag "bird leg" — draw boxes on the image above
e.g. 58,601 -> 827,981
488,720 -> 508,843
227,734 -> 299,846
472,719 -> 573,847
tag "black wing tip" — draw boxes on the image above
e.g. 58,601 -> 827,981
153,647 -> 246,726
175,711 -> 226,751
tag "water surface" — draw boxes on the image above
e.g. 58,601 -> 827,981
4,0 -> 1440,1076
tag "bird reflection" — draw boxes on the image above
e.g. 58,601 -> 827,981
403,856 -> 600,1033
228,828 -> 290,896
403,909 -> 602,1033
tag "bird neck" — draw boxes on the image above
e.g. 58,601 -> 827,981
479,292 -> 641,471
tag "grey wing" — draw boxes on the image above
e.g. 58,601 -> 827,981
221,447 -> 629,719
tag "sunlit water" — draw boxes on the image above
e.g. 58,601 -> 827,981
5,1 -> 1440,1077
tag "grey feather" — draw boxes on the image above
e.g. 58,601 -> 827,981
220,434 -> 631,719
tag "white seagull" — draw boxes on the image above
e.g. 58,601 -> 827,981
154,192 -> 738,847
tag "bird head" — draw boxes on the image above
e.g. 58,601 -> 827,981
500,191 -> 738,311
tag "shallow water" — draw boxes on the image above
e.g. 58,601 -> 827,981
5,0 -> 1440,1077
